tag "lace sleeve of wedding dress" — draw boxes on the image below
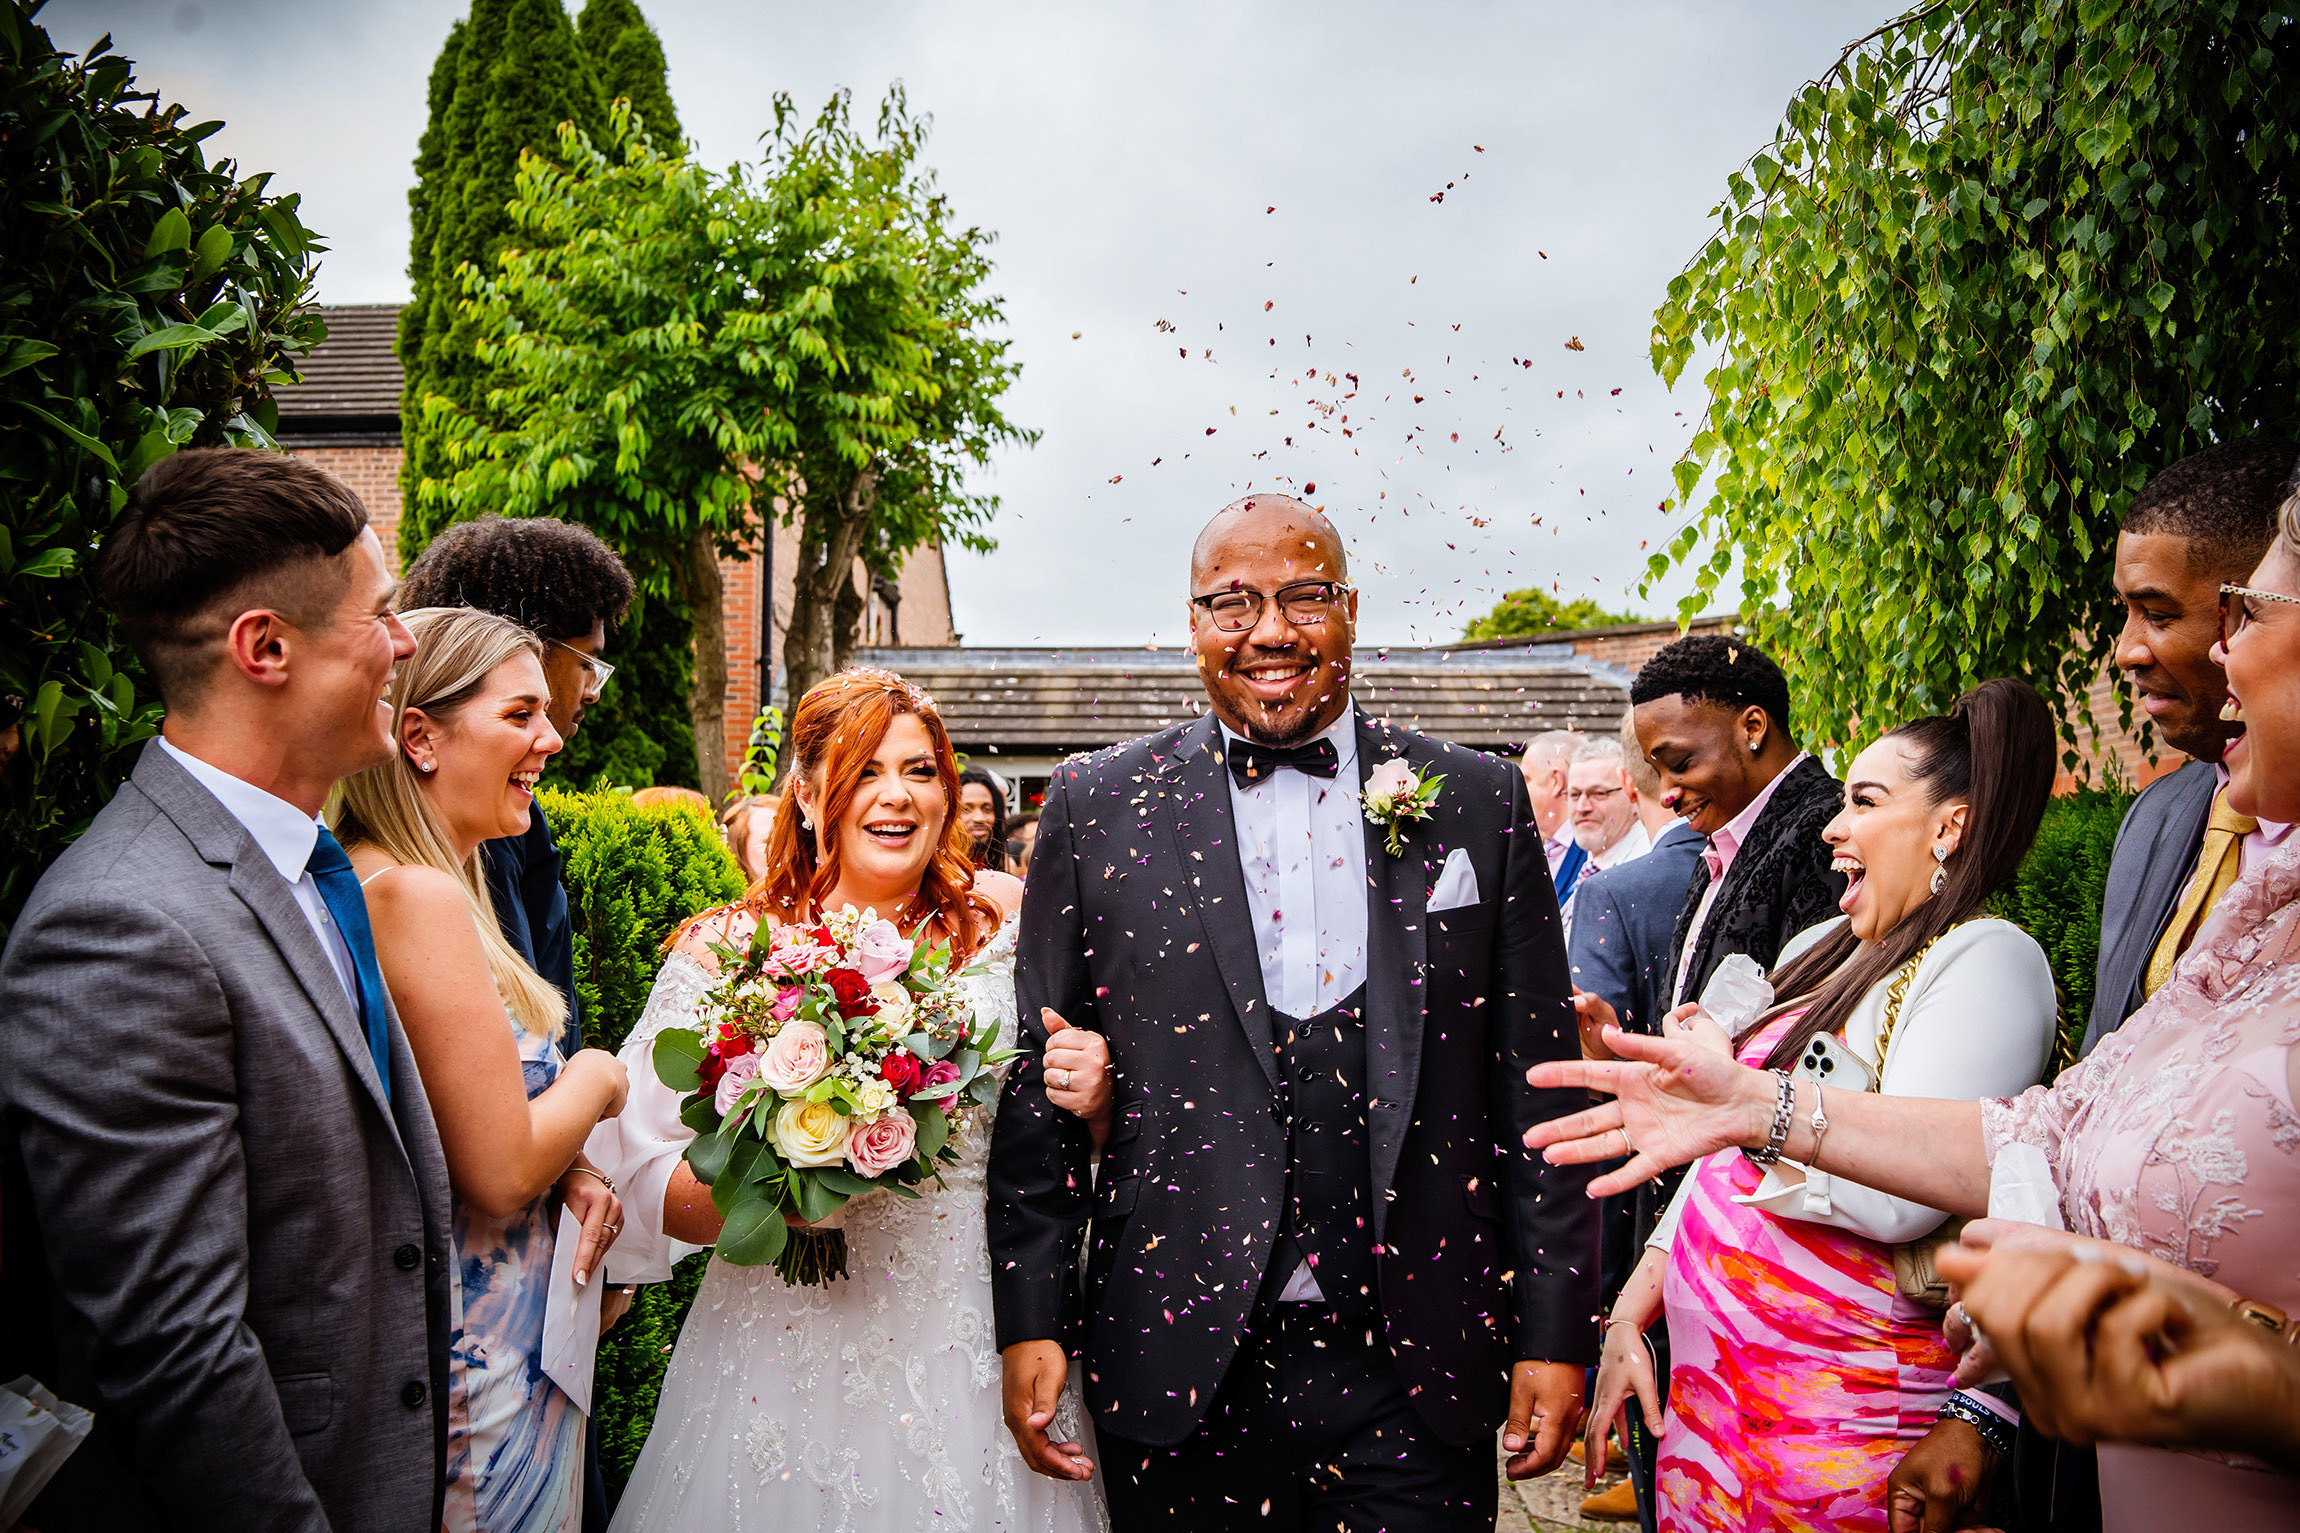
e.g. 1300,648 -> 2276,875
592,950 -> 715,1286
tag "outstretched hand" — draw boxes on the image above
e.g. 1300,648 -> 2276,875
1524,1025 -> 1770,1198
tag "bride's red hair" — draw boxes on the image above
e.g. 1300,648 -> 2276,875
707,668 -> 997,962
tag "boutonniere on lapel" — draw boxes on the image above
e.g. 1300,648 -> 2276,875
1360,757 -> 1443,857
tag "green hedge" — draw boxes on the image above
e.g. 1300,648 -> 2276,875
540,785 -> 742,1500
1992,787 -> 2133,1074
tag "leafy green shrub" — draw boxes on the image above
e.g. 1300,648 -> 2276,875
541,784 -> 742,1497
0,7 -> 323,935
1992,787 -> 2133,1073
545,784 -> 744,1051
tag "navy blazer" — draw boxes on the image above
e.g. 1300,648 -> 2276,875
483,808 -> 584,1051
1568,821 -> 1704,1035
2081,759 -> 2216,1058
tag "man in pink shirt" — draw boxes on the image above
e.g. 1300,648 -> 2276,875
1625,635 -> 1846,1011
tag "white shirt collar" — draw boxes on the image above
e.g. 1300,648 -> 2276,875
1216,701 -> 1359,783
159,736 -> 324,885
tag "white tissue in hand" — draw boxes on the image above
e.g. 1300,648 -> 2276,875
1698,953 -> 1775,1035
1987,1141 -> 2066,1231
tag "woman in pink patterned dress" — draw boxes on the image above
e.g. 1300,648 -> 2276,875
1535,508 -> 2300,1530
1584,680 -> 2059,1531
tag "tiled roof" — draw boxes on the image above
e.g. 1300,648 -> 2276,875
272,303 -> 404,437
852,645 -> 1627,756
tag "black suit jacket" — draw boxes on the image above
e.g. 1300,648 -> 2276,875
986,711 -> 1597,1451
1668,754 -> 1847,1006
1568,820 -> 1703,1035
2079,759 -> 2215,1057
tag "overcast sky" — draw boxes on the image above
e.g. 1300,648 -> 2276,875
54,1 -> 1895,647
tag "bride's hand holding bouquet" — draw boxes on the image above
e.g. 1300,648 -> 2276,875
652,903 -> 1011,1286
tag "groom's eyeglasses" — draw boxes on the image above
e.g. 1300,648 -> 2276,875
2218,582 -> 2300,648
547,637 -> 617,692
1190,580 -> 1353,633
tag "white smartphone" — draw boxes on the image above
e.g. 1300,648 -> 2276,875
1791,1031 -> 1877,1095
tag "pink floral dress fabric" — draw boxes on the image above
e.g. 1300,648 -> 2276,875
1984,837 -> 2300,1530
1657,1014 -> 1956,1533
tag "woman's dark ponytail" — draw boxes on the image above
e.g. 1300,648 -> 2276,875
1748,677 -> 2058,1069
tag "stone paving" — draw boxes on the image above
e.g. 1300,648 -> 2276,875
1495,1435 -> 1636,1532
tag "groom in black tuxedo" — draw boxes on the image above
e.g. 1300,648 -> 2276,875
988,495 -> 1597,1530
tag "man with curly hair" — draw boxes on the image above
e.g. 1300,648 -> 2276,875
398,516 -> 634,1055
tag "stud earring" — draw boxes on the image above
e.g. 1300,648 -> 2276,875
1930,843 -> 1949,894
419,759 -> 436,774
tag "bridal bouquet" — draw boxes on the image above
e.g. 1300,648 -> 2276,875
651,905 -> 1009,1286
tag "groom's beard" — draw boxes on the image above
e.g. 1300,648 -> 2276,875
1239,684 -> 1347,747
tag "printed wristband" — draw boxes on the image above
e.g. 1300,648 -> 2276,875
1938,1392 -> 2016,1458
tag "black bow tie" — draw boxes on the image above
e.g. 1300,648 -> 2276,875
1226,734 -> 1340,789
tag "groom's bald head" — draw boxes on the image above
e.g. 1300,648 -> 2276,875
1189,495 -> 1349,590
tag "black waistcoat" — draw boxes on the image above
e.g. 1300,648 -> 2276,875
1269,984 -> 1377,1314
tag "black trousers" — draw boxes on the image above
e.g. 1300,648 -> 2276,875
1096,1304 -> 1493,1533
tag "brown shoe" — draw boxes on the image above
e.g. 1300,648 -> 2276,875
1579,1478 -> 1640,1523
1568,1435 -> 1626,1470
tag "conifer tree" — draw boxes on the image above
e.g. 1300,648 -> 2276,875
398,0 -> 604,558
579,0 -> 682,150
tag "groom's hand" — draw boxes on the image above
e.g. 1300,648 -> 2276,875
1502,1359 -> 1585,1480
1001,1339 -> 1094,1481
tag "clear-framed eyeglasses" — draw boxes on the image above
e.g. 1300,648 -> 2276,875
1189,579 -> 1353,633
547,636 -> 616,691
2219,582 -> 2300,647
1565,784 -> 1625,805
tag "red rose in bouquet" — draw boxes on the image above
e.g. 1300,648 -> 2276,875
824,966 -> 877,1013
879,1051 -> 924,1097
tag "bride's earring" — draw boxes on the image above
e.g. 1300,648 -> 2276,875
1930,843 -> 1949,894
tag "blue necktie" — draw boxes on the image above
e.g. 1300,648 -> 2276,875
305,826 -> 393,1103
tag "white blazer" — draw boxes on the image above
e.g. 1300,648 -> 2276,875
1651,915 -> 2058,1248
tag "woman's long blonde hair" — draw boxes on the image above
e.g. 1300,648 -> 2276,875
333,606 -> 567,1038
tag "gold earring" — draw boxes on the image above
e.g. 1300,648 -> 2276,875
1930,843 -> 1949,894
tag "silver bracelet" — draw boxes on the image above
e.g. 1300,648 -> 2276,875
1745,1070 -> 1795,1165
564,1165 -> 617,1194
1808,1080 -> 1830,1166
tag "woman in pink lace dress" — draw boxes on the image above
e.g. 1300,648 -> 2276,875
1528,508 -> 2300,1529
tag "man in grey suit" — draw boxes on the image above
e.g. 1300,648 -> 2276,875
2083,438 -> 2297,1056
0,450 -> 454,1533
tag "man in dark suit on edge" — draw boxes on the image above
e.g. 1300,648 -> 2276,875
987,494 -> 1597,1531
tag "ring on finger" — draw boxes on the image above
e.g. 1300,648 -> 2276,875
1618,1127 -> 1635,1157
1049,1067 -> 1071,1091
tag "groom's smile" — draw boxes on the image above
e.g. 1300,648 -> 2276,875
1188,495 -> 1358,748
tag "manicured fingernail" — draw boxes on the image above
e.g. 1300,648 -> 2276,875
575,1269 -> 588,1287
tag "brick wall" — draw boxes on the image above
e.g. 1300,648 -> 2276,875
289,443 -> 405,573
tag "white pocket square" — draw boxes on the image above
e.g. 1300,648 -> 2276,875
1427,847 -> 1480,912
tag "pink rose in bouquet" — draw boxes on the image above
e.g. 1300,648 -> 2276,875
845,1110 -> 918,1175
770,985 -> 802,1024
920,1058 -> 963,1090
713,1050 -> 761,1115
852,919 -> 914,985
758,1020 -> 830,1093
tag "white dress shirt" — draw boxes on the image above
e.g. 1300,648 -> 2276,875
1219,704 -> 1369,1301
159,737 -> 361,1009
1219,705 -> 1369,1021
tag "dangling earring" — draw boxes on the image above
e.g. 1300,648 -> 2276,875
1930,843 -> 1949,894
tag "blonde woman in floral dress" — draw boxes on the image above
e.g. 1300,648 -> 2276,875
597,670 -> 1109,1533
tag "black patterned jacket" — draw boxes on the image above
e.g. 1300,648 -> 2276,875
1668,753 -> 1848,1005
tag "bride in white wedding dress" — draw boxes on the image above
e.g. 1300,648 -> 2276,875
593,671 -> 1107,1533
